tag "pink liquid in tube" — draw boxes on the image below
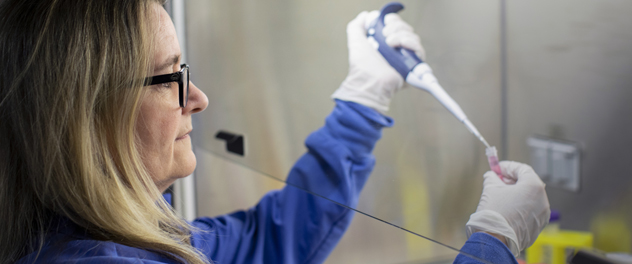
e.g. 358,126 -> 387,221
486,146 -> 507,182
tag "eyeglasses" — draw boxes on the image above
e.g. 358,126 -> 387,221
143,64 -> 190,107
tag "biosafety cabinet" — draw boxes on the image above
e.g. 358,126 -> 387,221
166,0 -> 632,263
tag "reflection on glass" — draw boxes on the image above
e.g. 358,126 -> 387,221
184,0 -> 516,262
187,0 -> 503,257
182,0 -> 632,263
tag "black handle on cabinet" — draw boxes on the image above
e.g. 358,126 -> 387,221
215,131 -> 245,156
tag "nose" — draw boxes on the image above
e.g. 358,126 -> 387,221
183,81 -> 208,114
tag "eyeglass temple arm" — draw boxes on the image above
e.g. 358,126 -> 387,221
144,73 -> 180,86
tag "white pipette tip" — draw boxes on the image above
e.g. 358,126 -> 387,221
462,118 -> 490,148
480,136 -> 491,149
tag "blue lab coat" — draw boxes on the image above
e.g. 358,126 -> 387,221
16,100 -> 516,264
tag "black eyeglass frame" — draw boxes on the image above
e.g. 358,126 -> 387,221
144,64 -> 189,107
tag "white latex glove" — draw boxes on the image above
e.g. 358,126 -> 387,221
332,11 -> 425,114
466,161 -> 551,257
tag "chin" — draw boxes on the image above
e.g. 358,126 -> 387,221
175,151 -> 198,178
151,147 -> 199,192
156,148 -> 197,192
156,159 -> 196,193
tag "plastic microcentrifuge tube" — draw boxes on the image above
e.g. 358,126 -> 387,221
485,146 -> 507,182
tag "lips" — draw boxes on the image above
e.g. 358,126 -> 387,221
176,130 -> 191,140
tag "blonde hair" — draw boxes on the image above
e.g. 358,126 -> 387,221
0,0 -> 207,263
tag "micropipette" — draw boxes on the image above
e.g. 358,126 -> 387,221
368,2 -> 510,181
366,2 -> 490,149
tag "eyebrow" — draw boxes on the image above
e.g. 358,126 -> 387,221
154,54 -> 181,73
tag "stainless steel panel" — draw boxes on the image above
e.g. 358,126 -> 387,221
187,0 -> 503,262
506,0 -> 632,252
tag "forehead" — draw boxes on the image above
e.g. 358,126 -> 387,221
152,4 -> 180,71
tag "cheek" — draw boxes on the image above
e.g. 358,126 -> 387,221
138,108 -> 178,151
136,97 -> 181,178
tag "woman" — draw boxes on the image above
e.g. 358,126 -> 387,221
0,0 -> 549,263
0,0 -> 206,262
0,0 -> 393,262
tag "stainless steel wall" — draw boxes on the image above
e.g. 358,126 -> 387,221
184,0 -> 632,262
506,0 -> 632,252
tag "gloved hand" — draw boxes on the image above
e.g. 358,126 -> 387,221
332,10 -> 425,114
466,161 -> 551,257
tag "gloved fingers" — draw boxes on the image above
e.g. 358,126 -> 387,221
482,170 -> 505,187
383,13 -> 414,35
385,31 -> 426,60
363,10 -> 380,30
499,161 -> 545,186
384,32 -> 421,49
347,11 -> 371,46
383,14 -> 426,60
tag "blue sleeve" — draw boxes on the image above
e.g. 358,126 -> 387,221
190,100 -> 393,264
16,238 -> 182,264
454,233 -> 518,264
